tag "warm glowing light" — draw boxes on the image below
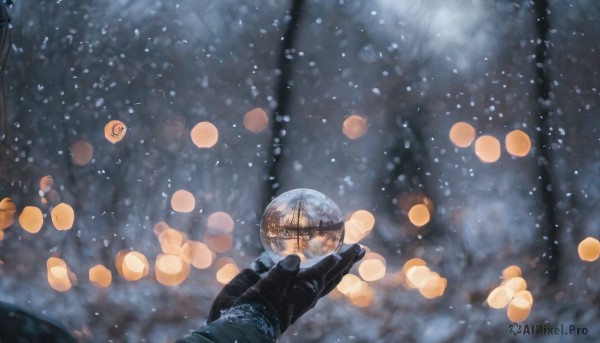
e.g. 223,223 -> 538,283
487,286 -> 514,309
153,221 -> 170,236
408,204 -> 430,227
40,175 -> 54,192
104,120 -> 127,144
47,257 -> 72,292
216,263 -> 239,285
505,130 -> 531,157
504,277 -> 527,294
349,283 -> 375,307
89,264 -> 112,288
207,212 -> 235,235
418,275 -> 447,299
336,274 -> 362,295
191,121 -> 218,148
343,219 -> 366,244
0,197 -> 16,230
474,135 -> 501,163
402,258 -> 427,277
350,210 -> 375,232
181,240 -> 214,269
514,290 -> 533,306
71,140 -> 94,166
406,266 -> 432,289
342,115 -> 368,140
159,228 -> 187,255
578,237 -> 600,262
204,233 -> 233,253
19,206 -> 44,234
0,230 -> 4,240
449,122 -> 476,148
171,190 -> 195,213
155,254 -> 190,286
243,108 -> 270,134
358,252 -> 386,282
51,203 -> 75,231
502,265 -> 522,280
507,293 -> 532,322
121,251 -> 149,281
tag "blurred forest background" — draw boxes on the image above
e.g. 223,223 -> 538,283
1,0 -> 599,342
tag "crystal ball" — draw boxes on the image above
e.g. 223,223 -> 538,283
260,188 -> 345,268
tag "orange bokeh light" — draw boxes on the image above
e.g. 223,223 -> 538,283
181,240 -> 214,269
104,120 -> 127,144
216,263 -> 239,285
358,252 -> 386,282
171,190 -> 195,213
449,122 -> 476,148
475,135 -> 501,163
578,237 -> 600,262
51,203 -> 75,231
71,140 -> 94,166
243,108 -> 270,134
191,121 -> 218,148
342,115 -> 368,140
505,130 -> 531,157
155,254 -> 190,286
0,197 -> 16,230
19,206 -> 44,233
207,211 -> 235,235
408,204 -> 430,227
89,264 -> 112,288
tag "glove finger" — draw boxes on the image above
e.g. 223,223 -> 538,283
321,246 -> 365,296
208,269 -> 261,322
298,254 -> 342,287
251,255 -> 300,302
324,244 -> 362,281
251,251 -> 275,274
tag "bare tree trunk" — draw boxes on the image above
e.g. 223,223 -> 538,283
532,0 -> 559,282
260,0 -> 305,211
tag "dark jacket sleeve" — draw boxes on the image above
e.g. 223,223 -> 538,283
176,303 -> 279,343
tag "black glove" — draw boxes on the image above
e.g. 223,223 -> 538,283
207,244 -> 366,335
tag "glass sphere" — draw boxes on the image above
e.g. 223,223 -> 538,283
260,188 -> 345,268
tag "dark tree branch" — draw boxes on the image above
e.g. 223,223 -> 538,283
260,0 -> 305,210
0,2 -> 11,145
532,0 -> 559,282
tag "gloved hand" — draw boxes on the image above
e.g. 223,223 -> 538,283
207,244 -> 365,335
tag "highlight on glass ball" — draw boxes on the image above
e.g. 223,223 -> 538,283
260,188 -> 344,268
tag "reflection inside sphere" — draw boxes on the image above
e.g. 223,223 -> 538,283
260,188 -> 344,267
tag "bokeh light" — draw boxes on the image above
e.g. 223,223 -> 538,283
181,240 -> 214,269
342,115 -> 368,140
50,203 -> 75,231
191,121 -> 218,148
207,211 -> 235,235
487,286 -> 514,309
408,204 -> 430,227
47,257 -> 72,292
507,293 -> 532,322
577,237 -> 600,262
170,190 -> 195,213
119,251 -> 149,282
155,254 -> 190,286
104,120 -> 127,144
216,262 -> 239,285
504,277 -> 527,293
358,252 -> 386,282
505,130 -> 531,157
502,265 -> 522,280
159,228 -> 187,255
204,233 -> 233,253
71,140 -> 94,166
243,108 -> 270,133
336,274 -> 362,296
0,197 -> 16,230
449,122 -> 476,148
474,135 -> 501,163
18,206 -> 44,234
89,264 -> 112,289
